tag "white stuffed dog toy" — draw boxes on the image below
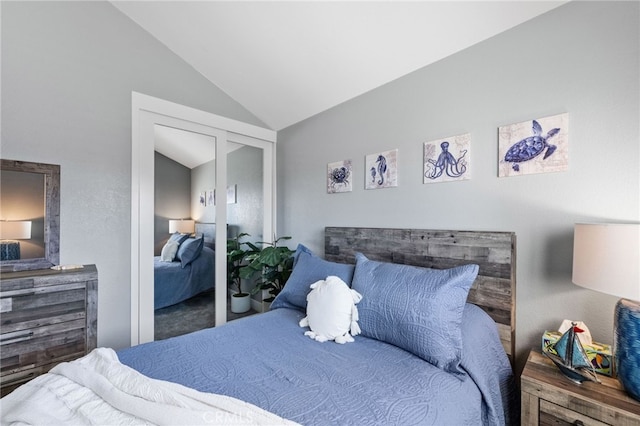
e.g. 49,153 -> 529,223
299,275 -> 362,344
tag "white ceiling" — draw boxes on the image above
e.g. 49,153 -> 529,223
112,1 -> 566,133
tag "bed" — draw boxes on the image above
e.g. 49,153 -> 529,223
1,227 -> 517,425
154,223 -> 217,309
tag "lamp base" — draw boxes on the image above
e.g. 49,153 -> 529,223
615,298 -> 640,401
0,241 -> 20,261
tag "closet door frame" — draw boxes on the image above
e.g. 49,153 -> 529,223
131,92 -> 276,346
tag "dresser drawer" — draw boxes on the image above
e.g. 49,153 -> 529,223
1,284 -> 87,333
1,319 -> 87,372
540,400 -> 609,426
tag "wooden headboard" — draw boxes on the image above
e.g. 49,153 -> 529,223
325,227 -> 517,364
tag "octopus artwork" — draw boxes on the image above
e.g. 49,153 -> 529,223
425,141 -> 468,180
504,120 -> 560,172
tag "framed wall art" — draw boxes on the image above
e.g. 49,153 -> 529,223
327,160 -> 352,193
498,112 -> 569,177
424,133 -> 470,184
365,149 -> 398,190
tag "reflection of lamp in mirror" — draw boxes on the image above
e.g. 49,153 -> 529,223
572,223 -> 640,401
169,219 -> 195,235
0,221 -> 32,260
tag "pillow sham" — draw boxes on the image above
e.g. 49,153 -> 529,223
351,253 -> 479,375
270,244 -> 355,311
160,240 -> 179,262
168,232 -> 190,246
175,237 -> 204,268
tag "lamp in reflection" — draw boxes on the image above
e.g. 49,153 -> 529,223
0,221 -> 32,260
169,219 -> 195,235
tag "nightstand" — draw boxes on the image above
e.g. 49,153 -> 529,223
521,350 -> 640,425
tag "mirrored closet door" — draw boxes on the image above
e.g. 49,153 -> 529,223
131,92 -> 276,346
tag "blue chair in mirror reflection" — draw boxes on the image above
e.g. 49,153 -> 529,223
0,221 -> 32,260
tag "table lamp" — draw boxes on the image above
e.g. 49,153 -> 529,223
169,219 -> 195,235
572,223 -> 640,400
0,220 -> 32,260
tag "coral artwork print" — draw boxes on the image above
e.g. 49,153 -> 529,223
498,113 -> 569,177
365,149 -> 398,190
327,160 -> 353,193
424,133 -> 470,184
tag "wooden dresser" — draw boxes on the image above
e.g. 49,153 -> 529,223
0,265 -> 97,396
521,350 -> 640,425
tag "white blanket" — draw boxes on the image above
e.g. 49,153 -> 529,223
0,348 -> 298,426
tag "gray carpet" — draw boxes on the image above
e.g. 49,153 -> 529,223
154,290 -> 257,340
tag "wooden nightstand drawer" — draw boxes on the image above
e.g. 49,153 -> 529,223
540,400 -> 608,426
521,351 -> 640,426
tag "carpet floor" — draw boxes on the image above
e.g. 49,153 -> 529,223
154,290 -> 257,340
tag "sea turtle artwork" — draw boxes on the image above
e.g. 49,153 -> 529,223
504,120 -> 560,172
425,141 -> 468,179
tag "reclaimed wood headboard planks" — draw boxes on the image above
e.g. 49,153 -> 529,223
324,227 -> 517,365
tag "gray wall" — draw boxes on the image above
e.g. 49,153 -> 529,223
1,1 -> 265,349
228,146 -> 264,241
190,146 -> 264,239
277,1 -> 639,373
191,159 -> 217,224
154,152 -> 191,255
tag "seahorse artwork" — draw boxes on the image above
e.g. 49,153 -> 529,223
423,133 -> 471,184
327,160 -> 353,193
498,113 -> 569,177
365,149 -> 398,190
375,155 -> 387,185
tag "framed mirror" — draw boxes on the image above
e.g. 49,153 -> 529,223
0,159 -> 60,271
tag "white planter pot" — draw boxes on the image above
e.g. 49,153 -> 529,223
231,293 -> 251,313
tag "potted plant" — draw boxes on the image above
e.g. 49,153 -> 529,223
240,236 -> 295,303
227,233 -> 259,313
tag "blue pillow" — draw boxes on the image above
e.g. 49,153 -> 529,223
271,244 -> 355,311
168,232 -> 190,246
175,237 -> 204,268
351,253 -> 478,375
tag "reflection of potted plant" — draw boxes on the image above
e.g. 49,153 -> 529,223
240,236 -> 294,303
227,233 -> 259,313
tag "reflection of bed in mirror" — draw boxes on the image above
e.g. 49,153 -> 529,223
153,222 -> 217,310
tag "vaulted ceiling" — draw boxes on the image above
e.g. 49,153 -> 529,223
113,1 -> 566,133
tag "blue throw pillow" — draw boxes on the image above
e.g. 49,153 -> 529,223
351,253 -> 479,375
271,244 -> 355,311
168,232 -> 190,246
175,237 -> 204,268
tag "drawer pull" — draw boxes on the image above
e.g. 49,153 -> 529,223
1,331 -> 34,344
2,372 -> 36,387
573,421 -> 584,426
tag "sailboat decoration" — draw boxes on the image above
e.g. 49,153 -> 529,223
543,322 -> 601,384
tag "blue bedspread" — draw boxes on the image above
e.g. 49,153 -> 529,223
119,304 -> 514,425
154,246 -> 215,309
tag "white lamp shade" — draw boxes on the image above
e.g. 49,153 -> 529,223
169,219 -> 195,234
0,221 -> 32,240
572,223 -> 640,301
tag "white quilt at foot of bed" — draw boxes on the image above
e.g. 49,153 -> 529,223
0,348 -> 298,426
